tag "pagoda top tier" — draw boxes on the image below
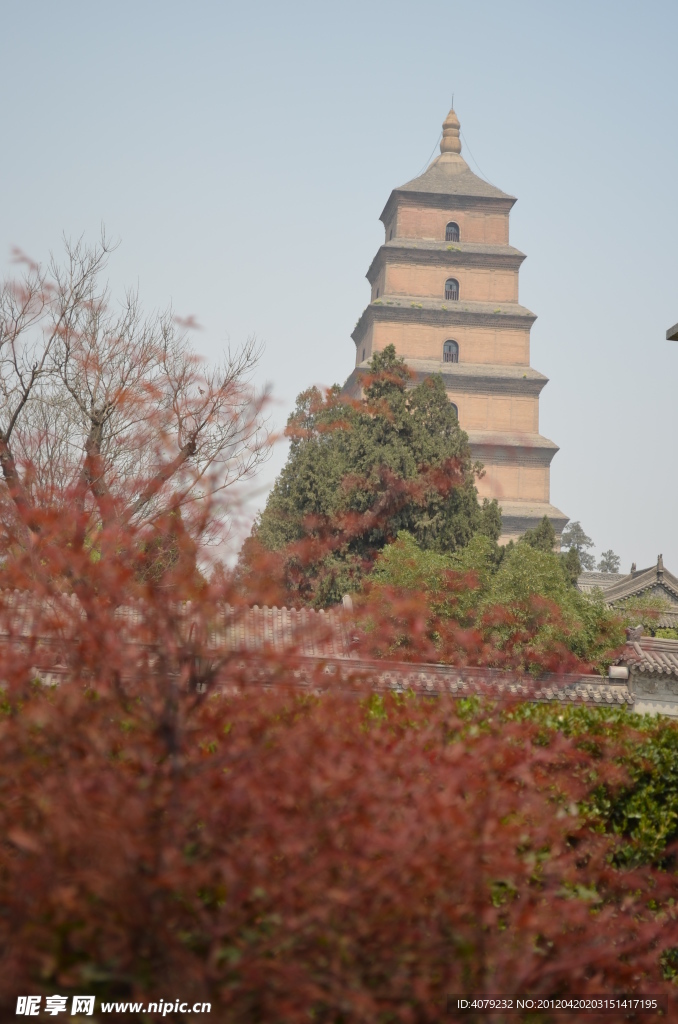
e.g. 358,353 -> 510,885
388,106 -> 514,204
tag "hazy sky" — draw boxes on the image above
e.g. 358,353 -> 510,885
2,0 -> 677,568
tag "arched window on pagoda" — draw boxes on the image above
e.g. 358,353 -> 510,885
443,340 -> 459,363
445,278 -> 459,301
445,221 -> 460,242
450,402 -> 459,420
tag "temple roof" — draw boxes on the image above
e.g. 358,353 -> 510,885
616,636 -> 678,679
577,557 -> 678,627
578,558 -> 678,602
596,556 -> 678,604
577,571 -> 625,593
215,604 -> 356,659
386,107 -> 514,206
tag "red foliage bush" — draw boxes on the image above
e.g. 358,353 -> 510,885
0,251 -> 675,1020
0,519 -> 676,1021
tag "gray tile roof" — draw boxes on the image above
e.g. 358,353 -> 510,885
106,601 -> 358,660
289,660 -> 632,708
602,560 -> 678,604
0,593 -> 356,660
577,563 -> 678,628
0,590 -> 637,709
532,678 -> 633,706
578,562 -> 678,603
577,571 -> 626,594
397,154 -> 514,202
220,649 -> 631,708
617,637 -> 678,679
211,604 -> 356,660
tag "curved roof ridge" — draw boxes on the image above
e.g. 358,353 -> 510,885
603,561 -> 678,603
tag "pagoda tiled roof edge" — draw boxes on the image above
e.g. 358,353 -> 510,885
380,189 -> 517,226
384,239 -> 525,256
407,358 -> 547,384
468,430 -> 559,451
366,242 -> 526,283
390,157 -> 515,201
498,500 -> 569,524
351,299 -> 536,345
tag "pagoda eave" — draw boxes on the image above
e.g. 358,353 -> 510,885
468,431 -> 559,468
498,501 -> 569,541
352,301 -> 537,346
408,360 -> 548,398
343,364 -> 550,406
380,188 -> 516,226
366,244 -> 526,284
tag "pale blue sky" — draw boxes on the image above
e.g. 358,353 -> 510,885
2,0 -> 677,568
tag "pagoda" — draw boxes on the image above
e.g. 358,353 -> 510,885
344,106 -> 567,544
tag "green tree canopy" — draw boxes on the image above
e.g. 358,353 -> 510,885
598,549 -> 621,573
509,514 -> 582,584
368,529 -> 625,671
560,546 -> 583,585
522,514 -> 557,553
243,346 -> 500,607
514,703 -> 678,868
562,520 -> 596,570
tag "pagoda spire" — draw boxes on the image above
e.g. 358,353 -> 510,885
440,107 -> 462,155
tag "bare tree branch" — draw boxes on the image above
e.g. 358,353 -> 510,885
0,236 -> 271,552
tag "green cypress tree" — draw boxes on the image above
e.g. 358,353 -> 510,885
522,515 -> 556,553
244,346 -> 500,606
561,547 -> 583,585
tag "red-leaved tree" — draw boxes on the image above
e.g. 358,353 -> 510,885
0,250 -> 676,1022
0,465 -> 675,1021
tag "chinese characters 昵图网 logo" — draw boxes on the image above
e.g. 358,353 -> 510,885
17,995 -> 95,1016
